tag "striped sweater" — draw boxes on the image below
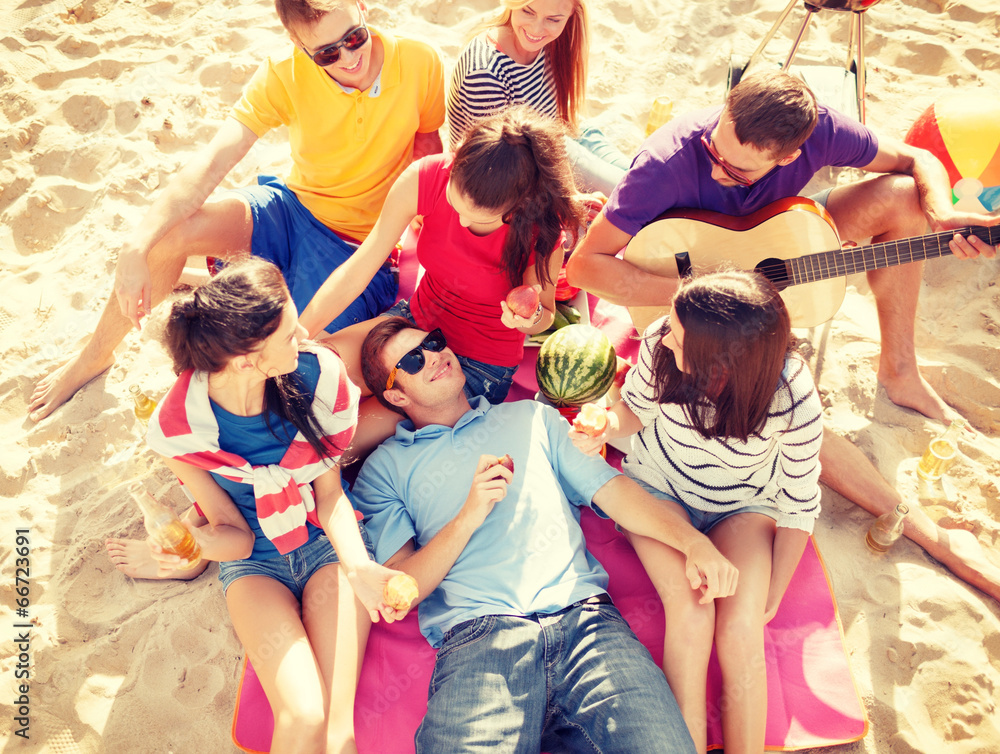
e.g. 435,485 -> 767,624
620,318 -> 823,533
447,33 -> 558,149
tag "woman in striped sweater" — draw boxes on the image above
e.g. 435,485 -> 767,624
570,270 -> 823,754
447,0 -> 630,195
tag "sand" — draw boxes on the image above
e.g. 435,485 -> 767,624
1,0 -> 998,751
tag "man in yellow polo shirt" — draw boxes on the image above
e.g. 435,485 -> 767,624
30,0 -> 445,421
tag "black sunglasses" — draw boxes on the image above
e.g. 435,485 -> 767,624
386,329 -> 447,390
304,21 -> 369,67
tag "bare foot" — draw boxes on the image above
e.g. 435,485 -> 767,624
877,368 -> 952,421
106,538 -> 206,580
29,351 -> 116,422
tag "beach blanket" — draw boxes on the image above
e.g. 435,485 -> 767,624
232,248 -> 867,752
232,512 -> 867,752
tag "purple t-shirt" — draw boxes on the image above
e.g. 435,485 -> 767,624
605,105 -> 879,236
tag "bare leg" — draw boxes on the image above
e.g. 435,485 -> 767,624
626,524 -> 715,754
226,576 -> 328,754
28,195 -> 253,421
826,175 -> 950,420
820,428 -> 1000,601
302,563 -> 371,752
708,513 -> 775,754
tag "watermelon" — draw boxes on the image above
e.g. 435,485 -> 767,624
536,324 -> 617,407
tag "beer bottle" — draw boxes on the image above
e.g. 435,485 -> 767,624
645,95 -> 674,137
129,384 -> 157,427
916,420 -> 964,482
129,483 -> 201,569
865,503 -> 909,553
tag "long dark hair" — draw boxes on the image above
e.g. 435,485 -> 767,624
450,106 -> 584,288
163,259 -> 344,459
651,271 -> 792,442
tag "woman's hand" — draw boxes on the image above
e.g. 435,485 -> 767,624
499,299 -> 543,330
568,403 -> 611,456
576,191 -> 608,225
345,559 -> 414,623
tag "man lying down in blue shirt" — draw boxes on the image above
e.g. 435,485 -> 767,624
350,316 -> 739,753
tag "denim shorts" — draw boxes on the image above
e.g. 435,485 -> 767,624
227,175 -> 397,334
382,298 -> 517,405
630,476 -> 778,534
218,524 -> 375,601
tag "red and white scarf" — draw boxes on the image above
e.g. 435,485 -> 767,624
146,345 -> 359,554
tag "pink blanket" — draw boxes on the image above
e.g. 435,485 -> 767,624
232,256 -> 867,751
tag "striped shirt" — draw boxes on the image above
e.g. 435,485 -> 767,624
447,33 -> 558,149
620,317 -> 823,533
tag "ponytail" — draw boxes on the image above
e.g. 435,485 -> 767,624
452,106 -> 585,287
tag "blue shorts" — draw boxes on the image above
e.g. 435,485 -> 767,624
382,299 -> 517,404
229,175 -> 398,334
810,187 -> 834,208
218,524 -> 375,601
630,477 -> 778,534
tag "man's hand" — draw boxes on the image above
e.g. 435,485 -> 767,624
939,212 -> 999,259
115,247 -> 153,330
683,539 -> 739,605
460,455 -> 513,529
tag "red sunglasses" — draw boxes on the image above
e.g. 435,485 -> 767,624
304,21 -> 369,67
700,132 -> 769,187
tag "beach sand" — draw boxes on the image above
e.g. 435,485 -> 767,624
1,0 -> 998,751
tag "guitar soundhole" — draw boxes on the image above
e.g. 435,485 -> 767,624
755,258 -> 791,290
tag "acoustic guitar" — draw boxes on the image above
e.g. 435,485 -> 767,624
622,196 -> 999,333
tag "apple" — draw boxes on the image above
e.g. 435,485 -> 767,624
495,454 -> 515,474
383,573 -> 419,612
573,403 -> 609,437
613,357 -> 633,388
505,285 -> 540,319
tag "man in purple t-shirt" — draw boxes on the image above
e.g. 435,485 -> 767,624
568,70 -> 997,422
567,71 -> 1000,604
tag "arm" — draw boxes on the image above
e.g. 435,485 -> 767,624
116,118 -> 259,329
159,457 -> 255,565
565,211 -> 681,306
312,467 -> 402,622
381,455 -> 513,609
568,399 -> 643,456
498,245 -> 563,335
861,138 -> 998,258
592,475 -> 738,604
764,527 -> 809,623
413,130 -> 443,162
298,163 -> 421,337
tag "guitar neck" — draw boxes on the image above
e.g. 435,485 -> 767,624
787,225 -> 1000,285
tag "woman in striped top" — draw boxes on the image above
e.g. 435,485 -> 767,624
570,270 -> 823,754
447,0 -> 631,195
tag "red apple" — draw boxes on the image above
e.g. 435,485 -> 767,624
613,357 -> 633,388
506,285 -> 540,319
495,454 -> 515,474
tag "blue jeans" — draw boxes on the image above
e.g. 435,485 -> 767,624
415,601 -> 695,753
630,477 -> 778,534
383,299 -> 517,405
565,126 -> 632,197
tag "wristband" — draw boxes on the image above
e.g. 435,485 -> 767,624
530,302 -> 544,326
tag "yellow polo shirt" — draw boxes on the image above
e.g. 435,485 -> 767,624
230,28 -> 445,242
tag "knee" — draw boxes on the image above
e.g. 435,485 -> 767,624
274,705 -> 327,752
714,612 -> 764,663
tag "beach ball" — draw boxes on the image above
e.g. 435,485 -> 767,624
904,93 -> 1000,212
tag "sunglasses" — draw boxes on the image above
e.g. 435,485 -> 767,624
304,21 -> 369,67
700,132 -> 765,187
386,329 -> 447,390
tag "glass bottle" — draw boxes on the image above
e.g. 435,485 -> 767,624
645,95 -> 674,137
129,384 -> 157,427
916,420 -> 963,481
865,503 -> 909,553
129,483 -> 201,569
